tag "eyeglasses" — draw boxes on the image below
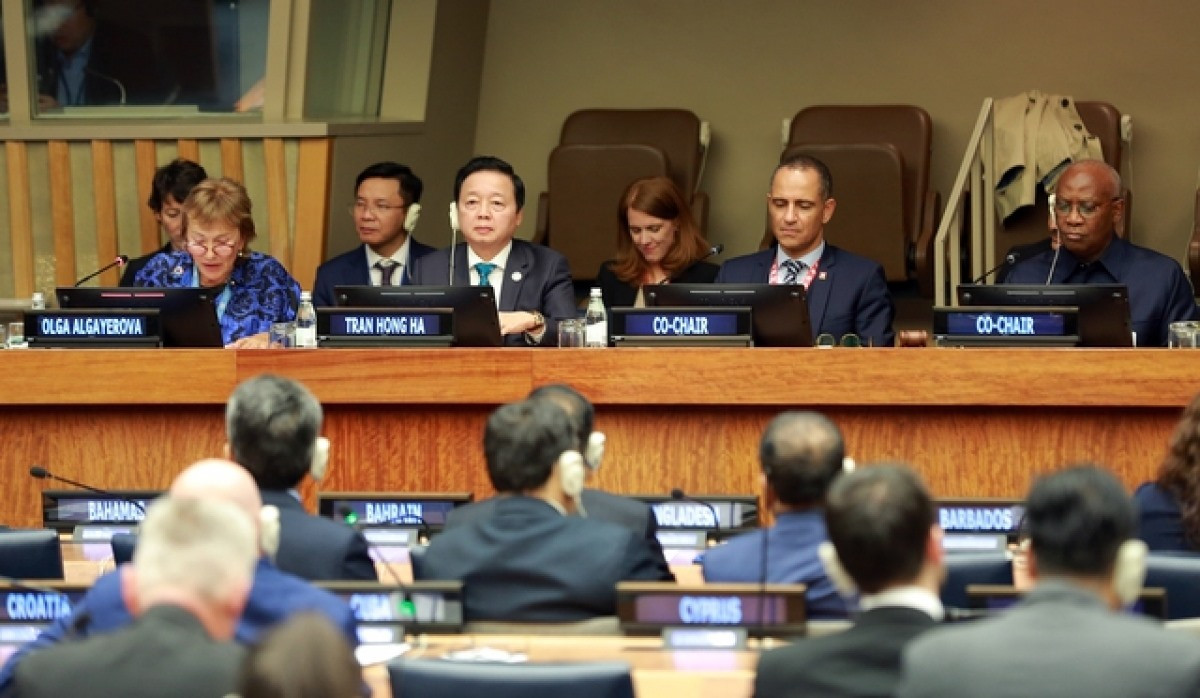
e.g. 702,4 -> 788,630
815,333 -> 868,348
349,202 -> 405,217
185,239 -> 238,257
1052,197 -> 1119,217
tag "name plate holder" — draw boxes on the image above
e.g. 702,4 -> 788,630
617,582 -> 808,638
933,306 -> 1079,347
610,307 -> 753,347
26,309 -> 162,348
317,307 -> 454,347
72,524 -> 138,542
662,626 -> 748,650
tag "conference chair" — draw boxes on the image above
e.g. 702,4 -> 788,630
940,550 -> 1013,610
111,533 -> 137,565
0,529 -> 65,579
998,101 -> 1131,256
388,659 -> 635,698
763,104 -> 940,294
1144,552 -> 1200,620
535,108 -> 711,281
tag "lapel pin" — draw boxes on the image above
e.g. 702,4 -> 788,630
511,271 -> 522,282
171,265 -> 184,277
818,272 -> 827,281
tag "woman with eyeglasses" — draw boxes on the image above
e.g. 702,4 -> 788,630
596,176 -> 718,308
133,177 -> 300,348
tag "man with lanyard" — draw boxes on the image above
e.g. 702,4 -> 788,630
715,154 -> 895,347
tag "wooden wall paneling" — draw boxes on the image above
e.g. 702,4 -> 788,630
263,138 -> 291,266
47,141 -> 76,287
291,138 -> 333,291
176,139 -> 201,163
220,138 -> 244,183
133,140 -> 160,253
6,142 -> 34,297
90,141 -> 122,285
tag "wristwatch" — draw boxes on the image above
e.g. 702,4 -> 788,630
529,310 -> 546,330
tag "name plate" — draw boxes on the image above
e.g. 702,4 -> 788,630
0,586 -> 88,623
27,309 -> 161,347
318,307 -> 451,339
318,581 -> 466,635
936,499 -> 1024,535
933,306 -> 1077,338
610,307 -> 753,346
318,493 -> 474,528
42,490 -> 159,532
617,583 -> 807,637
637,495 -> 760,532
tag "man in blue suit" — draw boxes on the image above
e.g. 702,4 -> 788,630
409,156 -> 576,346
0,459 -> 358,695
715,154 -> 895,347
312,161 -> 435,307
701,411 -> 849,619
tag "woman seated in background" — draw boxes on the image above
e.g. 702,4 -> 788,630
238,613 -> 360,698
1134,392 -> 1200,551
596,175 -> 718,307
134,177 -> 300,348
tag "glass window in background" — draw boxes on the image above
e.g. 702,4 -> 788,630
27,0 -> 268,117
304,0 -> 391,120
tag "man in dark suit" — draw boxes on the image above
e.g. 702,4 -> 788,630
444,383 -> 671,577
226,374 -> 377,581
409,156 -> 576,346
755,464 -> 945,698
12,495 -> 257,698
312,161 -> 436,307
417,398 -> 673,621
715,154 -> 895,347
701,411 -> 849,619
121,158 -> 207,286
899,466 -> 1200,698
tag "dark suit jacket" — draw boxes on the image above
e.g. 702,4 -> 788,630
755,606 -> 937,698
417,496 -> 673,621
596,260 -> 720,308
261,489 -> 377,581
36,22 -> 175,106
409,240 -> 577,346
120,243 -> 171,287
714,245 -> 895,347
444,489 -> 673,580
12,605 -> 243,698
311,238 -> 436,307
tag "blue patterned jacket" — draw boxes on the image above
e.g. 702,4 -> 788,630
134,250 -> 300,344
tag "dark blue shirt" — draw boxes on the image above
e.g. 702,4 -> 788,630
133,250 -> 301,344
1004,234 -> 1197,346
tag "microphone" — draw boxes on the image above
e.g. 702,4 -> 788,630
29,465 -> 146,514
660,244 -> 725,284
337,506 -> 420,589
669,488 -> 721,531
74,255 -> 129,287
84,67 -> 126,105
969,251 -> 1020,285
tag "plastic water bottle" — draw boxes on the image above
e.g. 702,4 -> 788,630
584,287 -> 607,348
295,291 -> 317,348
30,293 -> 45,310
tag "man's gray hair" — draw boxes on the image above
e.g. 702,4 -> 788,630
226,374 -> 323,490
133,496 -> 257,606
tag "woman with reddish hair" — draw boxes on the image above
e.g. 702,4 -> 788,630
596,176 -> 717,307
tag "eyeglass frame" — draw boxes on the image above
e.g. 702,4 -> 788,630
348,201 -> 406,217
1052,196 -> 1120,217
184,238 -> 239,257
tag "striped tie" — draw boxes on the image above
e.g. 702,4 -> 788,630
781,259 -> 805,284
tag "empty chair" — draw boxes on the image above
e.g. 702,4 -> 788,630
765,104 -> 940,293
1144,553 -> 1200,620
939,551 -> 1013,610
536,109 -> 711,281
0,529 -> 64,579
388,659 -> 635,698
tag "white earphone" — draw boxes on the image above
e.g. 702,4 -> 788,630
404,202 -> 422,232
1112,539 -> 1148,607
448,201 -> 459,232
310,436 -> 330,482
558,449 -> 586,499
584,432 -> 606,470
259,504 -> 280,560
818,541 -> 858,597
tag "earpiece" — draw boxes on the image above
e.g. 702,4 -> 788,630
1112,539 -> 1148,607
448,201 -> 459,232
1048,193 -> 1058,232
404,202 -> 421,232
584,432 -> 606,470
818,541 -> 857,597
310,436 -> 330,482
259,505 -> 280,560
843,457 -> 856,472
558,449 -> 586,500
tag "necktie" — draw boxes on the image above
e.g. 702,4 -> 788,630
375,260 -> 398,286
781,259 -> 806,284
475,262 -> 497,287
